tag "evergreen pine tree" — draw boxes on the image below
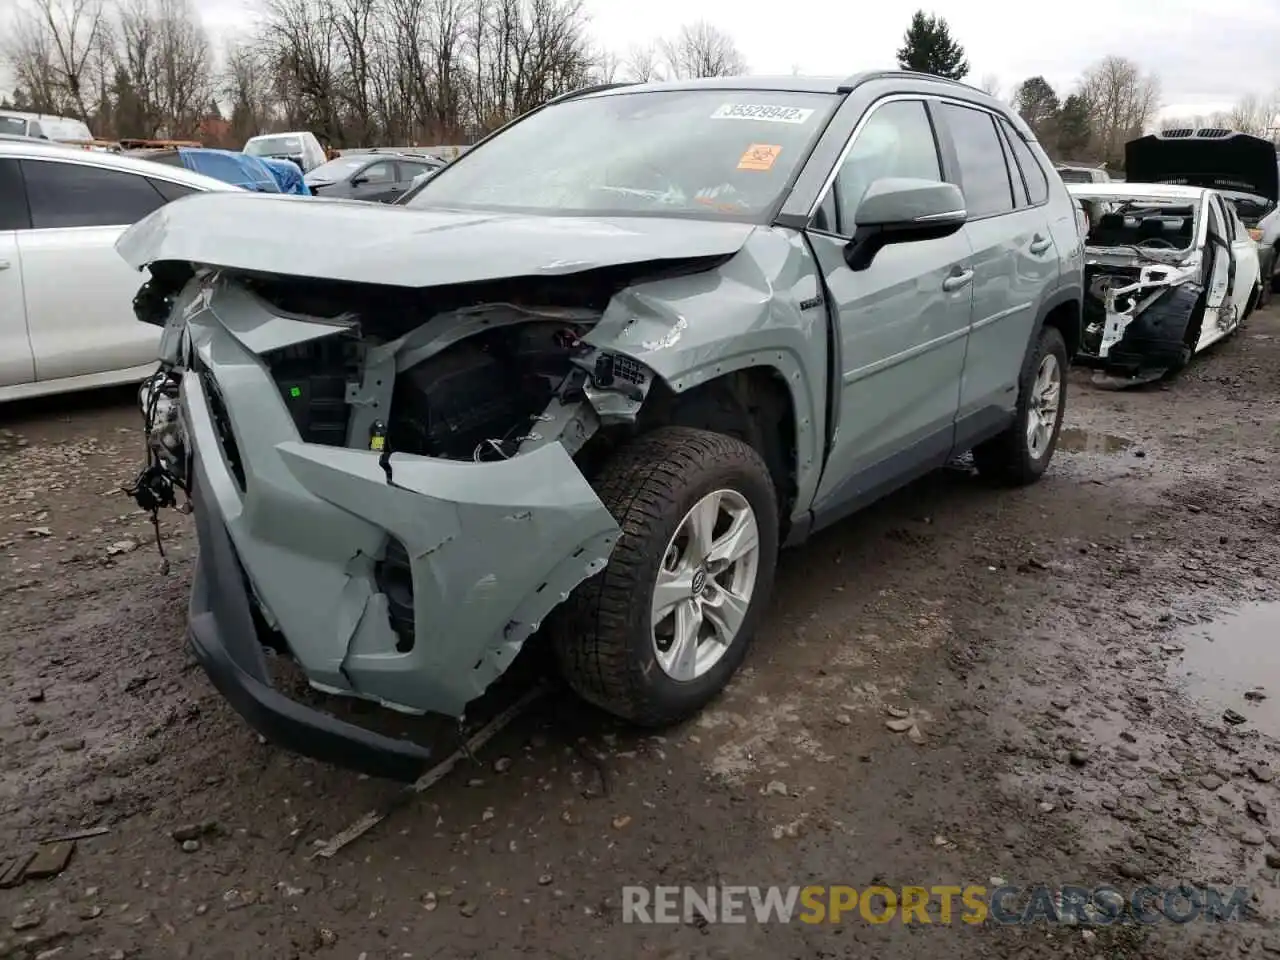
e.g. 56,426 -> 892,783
896,11 -> 970,81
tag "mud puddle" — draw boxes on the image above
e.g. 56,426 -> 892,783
1173,602 -> 1280,735
1056,427 -> 1135,454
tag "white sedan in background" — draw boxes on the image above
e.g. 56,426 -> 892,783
0,141 -> 238,402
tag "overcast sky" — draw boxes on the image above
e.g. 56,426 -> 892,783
44,0 -> 1280,120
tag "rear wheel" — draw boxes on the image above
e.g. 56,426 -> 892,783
552,427 -> 779,726
972,325 -> 1068,486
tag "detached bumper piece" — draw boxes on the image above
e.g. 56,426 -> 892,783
187,451 -> 433,782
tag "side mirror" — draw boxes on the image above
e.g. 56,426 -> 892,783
843,178 -> 967,272
350,175 -> 367,187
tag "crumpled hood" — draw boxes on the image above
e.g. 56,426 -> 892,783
1126,131 -> 1278,203
116,192 -> 758,287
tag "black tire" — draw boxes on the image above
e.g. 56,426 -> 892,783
1155,285 -> 1207,379
552,426 -> 779,726
972,325 -> 1068,487
1240,285 -> 1260,326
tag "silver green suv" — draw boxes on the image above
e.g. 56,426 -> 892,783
119,71 -> 1082,779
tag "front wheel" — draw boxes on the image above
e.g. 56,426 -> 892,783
972,325 -> 1068,486
552,427 -> 779,726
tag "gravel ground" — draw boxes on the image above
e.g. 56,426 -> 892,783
2,305 -> 1279,960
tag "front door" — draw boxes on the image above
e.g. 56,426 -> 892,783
806,98 -> 973,517
350,159 -> 403,203
1205,195 -> 1234,323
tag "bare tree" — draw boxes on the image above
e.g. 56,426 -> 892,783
622,42 -> 661,82
258,0 -> 343,143
223,37 -> 277,142
659,21 -> 745,80
112,0 -> 211,137
591,47 -> 618,84
1078,55 -> 1160,167
6,0 -> 111,121
1225,92 -> 1280,137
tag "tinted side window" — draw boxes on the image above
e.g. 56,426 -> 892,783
0,158 -> 32,230
1000,118 -> 1049,205
400,161 -> 437,178
939,104 -> 1014,219
1218,197 -> 1237,240
21,160 -> 166,228
149,178 -> 199,203
360,161 -> 395,184
1208,196 -> 1227,239
830,99 -> 942,234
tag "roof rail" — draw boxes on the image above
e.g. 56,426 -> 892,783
545,81 -> 637,106
837,69 -> 986,95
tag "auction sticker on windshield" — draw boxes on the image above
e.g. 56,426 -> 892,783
712,104 -> 815,124
738,144 -> 783,171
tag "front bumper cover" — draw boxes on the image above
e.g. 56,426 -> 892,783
175,278 -> 621,771
187,448 -> 435,781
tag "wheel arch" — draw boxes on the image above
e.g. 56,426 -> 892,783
1035,284 -> 1084,363
638,365 -> 799,540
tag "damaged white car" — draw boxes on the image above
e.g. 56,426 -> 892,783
1067,182 -> 1262,382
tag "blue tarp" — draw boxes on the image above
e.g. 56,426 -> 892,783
259,156 -> 310,195
175,147 -> 281,192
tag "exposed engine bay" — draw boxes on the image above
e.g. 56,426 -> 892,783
388,321 -> 593,461
131,258 -> 718,494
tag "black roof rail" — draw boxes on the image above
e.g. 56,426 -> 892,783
545,81 -> 638,106
837,69 -> 988,95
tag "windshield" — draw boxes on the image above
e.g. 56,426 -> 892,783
304,156 -> 369,181
407,89 -> 838,220
0,116 -> 28,136
246,135 -> 303,156
41,118 -> 93,140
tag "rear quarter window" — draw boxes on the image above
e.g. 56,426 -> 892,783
1000,119 -> 1049,205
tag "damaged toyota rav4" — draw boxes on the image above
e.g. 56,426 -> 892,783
117,73 -> 1083,780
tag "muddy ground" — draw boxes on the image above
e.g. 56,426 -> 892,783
2,306 -> 1280,960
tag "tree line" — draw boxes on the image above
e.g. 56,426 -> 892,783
3,0 -> 1277,165
899,10 -> 1278,170
0,0 -> 747,147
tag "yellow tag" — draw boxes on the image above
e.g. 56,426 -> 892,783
369,435 -> 385,451
738,144 -> 782,171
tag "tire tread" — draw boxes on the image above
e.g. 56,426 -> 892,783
553,426 -> 777,726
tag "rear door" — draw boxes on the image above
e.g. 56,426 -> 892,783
933,102 -> 1053,445
0,157 -> 34,389
16,157 -> 171,381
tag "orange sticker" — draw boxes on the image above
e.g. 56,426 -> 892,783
738,144 -> 782,171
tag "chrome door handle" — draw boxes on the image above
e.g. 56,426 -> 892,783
1030,235 -> 1053,255
942,269 -> 974,292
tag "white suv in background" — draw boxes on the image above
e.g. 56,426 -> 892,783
0,141 -> 238,402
